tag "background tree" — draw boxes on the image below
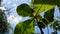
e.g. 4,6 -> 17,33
0,9 -> 9,34
0,0 -> 9,34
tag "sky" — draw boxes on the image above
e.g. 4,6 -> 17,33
1,0 -> 60,34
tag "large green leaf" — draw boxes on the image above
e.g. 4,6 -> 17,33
44,8 -> 54,22
16,4 -> 33,17
34,0 -> 60,14
14,19 -> 34,34
34,4 -> 55,14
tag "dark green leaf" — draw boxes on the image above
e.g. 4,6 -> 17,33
42,18 -> 48,26
37,22 -> 45,28
37,18 -> 49,29
16,4 -> 33,17
35,15 -> 48,28
34,0 -> 60,7
44,8 -> 54,22
14,19 -> 34,34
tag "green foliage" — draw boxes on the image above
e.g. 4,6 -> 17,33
37,22 -> 45,28
16,4 -> 33,17
50,21 -> 60,30
42,18 -> 48,27
34,0 -> 55,14
35,15 -> 48,28
15,0 -> 60,34
0,9 -> 9,34
35,14 -> 42,21
44,8 -> 54,22
37,18 -> 49,28
14,19 -> 34,34
34,0 -> 60,7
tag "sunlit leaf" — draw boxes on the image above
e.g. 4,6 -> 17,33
14,19 -> 34,34
34,0 -> 60,14
16,4 -> 33,17
44,8 -> 54,22
34,4 -> 55,14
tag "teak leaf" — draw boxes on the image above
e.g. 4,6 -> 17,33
16,4 -> 33,17
44,8 -> 54,22
34,0 -> 60,14
14,19 -> 34,34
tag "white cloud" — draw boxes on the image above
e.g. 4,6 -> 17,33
1,0 -> 5,5
8,15 -> 19,23
7,15 -> 20,34
18,17 -> 22,21
13,4 -> 17,7
13,4 -> 17,10
7,0 -> 11,4
0,7 -> 6,10
16,0 -> 17,1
